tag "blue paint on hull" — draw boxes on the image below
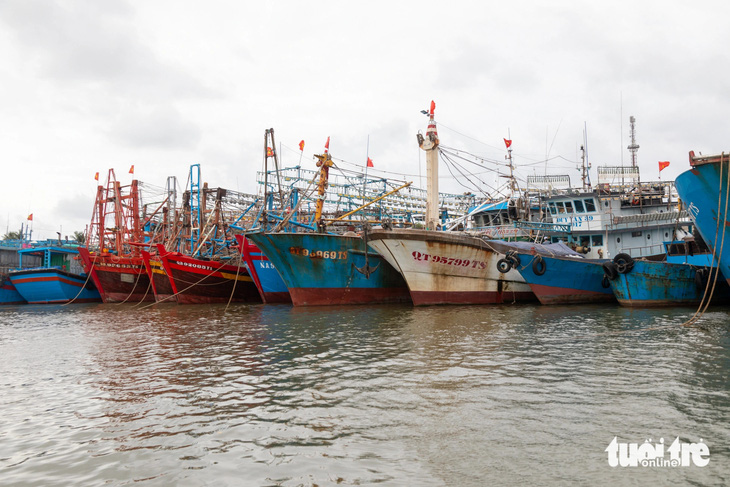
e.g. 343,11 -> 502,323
245,232 -> 409,306
513,253 -> 614,305
9,268 -> 101,304
0,275 -> 26,305
607,260 -> 729,307
676,159 -> 730,284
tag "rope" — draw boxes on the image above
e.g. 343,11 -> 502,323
683,152 -> 729,327
224,251 -> 244,312
63,250 -> 99,306
138,255 -> 244,310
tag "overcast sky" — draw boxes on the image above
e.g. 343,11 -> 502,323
1,1 -> 728,239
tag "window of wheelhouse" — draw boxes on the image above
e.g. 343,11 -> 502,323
573,200 -> 585,213
556,202 -> 566,214
584,198 -> 596,212
548,202 -> 557,215
591,235 -> 603,246
564,201 -> 574,213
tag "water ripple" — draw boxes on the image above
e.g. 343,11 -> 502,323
0,303 -> 728,485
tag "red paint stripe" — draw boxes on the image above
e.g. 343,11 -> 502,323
11,276 -> 85,288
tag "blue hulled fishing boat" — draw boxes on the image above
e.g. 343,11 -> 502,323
245,231 -> 409,306
604,258 -> 728,307
501,244 -> 615,305
9,246 -> 101,304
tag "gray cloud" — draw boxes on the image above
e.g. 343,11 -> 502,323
0,0 -> 214,100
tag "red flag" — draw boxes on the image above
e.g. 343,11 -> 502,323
367,157 -> 374,168
504,138 -> 512,149
658,161 -> 670,172
429,100 -> 436,116
94,172 -> 99,181
27,213 -> 33,221
129,165 -> 135,174
267,147 -> 273,157
324,136 -> 330,153
299,140 -> 305,151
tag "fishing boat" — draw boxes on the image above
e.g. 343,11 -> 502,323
157,247 -> 260,305
9,246 -> 101,304
78,169 -> 155,303
243,134 -> 413,307
496,243 -> 615,305
600,232 -> 729,307
0,274 -> 25,305
245,230 -> 409,306
155,164 -> 261,305
504,178 -> 688,305
675,151 -> 730,286
367,101 -> 542,305
235,234 -> 291,304
604,258 -> 728,307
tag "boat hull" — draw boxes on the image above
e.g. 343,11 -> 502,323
0,275 -> 26,305
245,232 -> 410,306
141,249 -> 176,303
77,247 -> 154,303
607,260 -> 729,307
160,252 -> 260,305
236,235 -> 291,304
676,157 -> 730,285
368,229 -> 535,306
9,268 -> 101,304
513,253 -> 615,305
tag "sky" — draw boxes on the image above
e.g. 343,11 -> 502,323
1,0 -> 729,240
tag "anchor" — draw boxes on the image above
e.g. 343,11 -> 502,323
354,224 -> 379,278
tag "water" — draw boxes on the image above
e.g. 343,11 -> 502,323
0,302 -> 728,486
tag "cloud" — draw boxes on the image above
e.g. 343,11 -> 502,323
0,0 -> 214,101
107,104 -> 202,149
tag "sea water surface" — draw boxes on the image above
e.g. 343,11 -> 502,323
0,302 -> 728,486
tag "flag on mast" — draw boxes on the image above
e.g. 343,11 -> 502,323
504,138 -> 512,149
27,213 -> 33,221
658,161 -> 670,172
129,165 -> 135,174
367,157 -> 374,168
324,136 -> 330,154
299,140 -> 305,151
94,172 -> 99,181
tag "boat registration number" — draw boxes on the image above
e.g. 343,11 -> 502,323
411,251 -> 487,269
289,247 -> 348,260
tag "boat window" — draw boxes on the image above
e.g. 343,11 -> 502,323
564,201 -> 574,213
584,199 -> 596,212
631,231 -> 642,237
591,235 -> 603,246
548,202 -> 557,215
616,237 -> 621,243
557,202 -> 566,214
573,200 -> 585,213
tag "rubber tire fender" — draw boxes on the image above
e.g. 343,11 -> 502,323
602,261 -> 619,280
497,258 -> 512,273
695,267 -> 709,289
532,255 -> 546,276
613,253 -> 634,274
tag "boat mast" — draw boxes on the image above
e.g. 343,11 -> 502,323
314,137 -> 333,232
417,100 -> 439,230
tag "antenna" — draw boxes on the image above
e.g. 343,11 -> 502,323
627,115 -> 640,168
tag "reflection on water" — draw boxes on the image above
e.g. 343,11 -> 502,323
0,302 -> 728,486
